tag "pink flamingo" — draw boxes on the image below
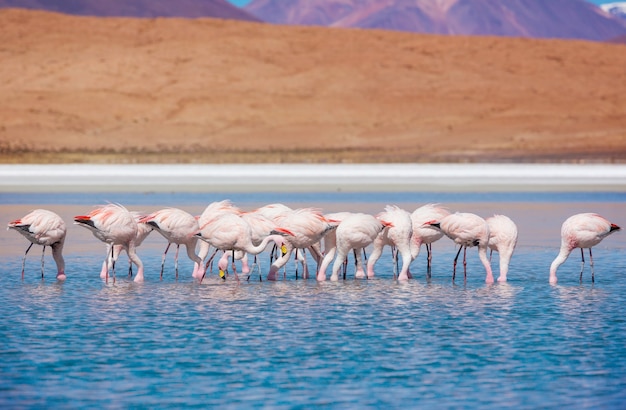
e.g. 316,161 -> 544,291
140,208 -> 204,280
101,212 -> 153,279
427,212 -> 494,283
196,200 -> 241,279
240,210 -> 285,280
317,211 -> 353,281
367,205 -> 413,280
549,213 -> 620,284
486,214 -> 518,283
74,204 -> 144,283
8,209 -> 66,281
215,209 -> 288,279
267,208 -> 338,281
256,203 -> 320,279
410,204 -> 451,277
330,213 -> 391,281
197,212 -> 292,282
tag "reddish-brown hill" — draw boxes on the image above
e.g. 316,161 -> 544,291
1,9 -> 625,163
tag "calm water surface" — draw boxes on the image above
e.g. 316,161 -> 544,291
1,191 -> 625,409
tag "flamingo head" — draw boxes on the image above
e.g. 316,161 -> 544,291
73,215 -> 96,229
270,228 -> 293,254
423,220 -> 441,229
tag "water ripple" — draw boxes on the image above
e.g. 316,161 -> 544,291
2,245 -> 626,408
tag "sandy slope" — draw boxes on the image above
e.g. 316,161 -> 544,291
1,9 -> 625,163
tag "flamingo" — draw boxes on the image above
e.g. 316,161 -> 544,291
486,214 -> 518,283
427,212 -> 494,283
140,207 -> 204,280
8,209 -> 67,281
317,211 -> 353,281
74,204 -> 144,283
267,208 -> 338,281
215,208 -> 290,279
101,212 -> 153,279
330,213 -> 391,281
410,204 -> 451,277
366,205 -> 413,280
256,203 -> 320,279
196,200 -> 241,278
549,213 -> 620,284
240,210 -> 285,280
197,212 -> 292,282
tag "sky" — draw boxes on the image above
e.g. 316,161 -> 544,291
227,0 -> 612,7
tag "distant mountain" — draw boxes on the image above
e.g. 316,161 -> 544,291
601,2 -> 626,20
0,0 -> 260,20
245,0 -> 626,41
610,34 -> 626,42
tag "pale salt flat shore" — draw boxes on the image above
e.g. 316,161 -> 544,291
1,163 -> 625,192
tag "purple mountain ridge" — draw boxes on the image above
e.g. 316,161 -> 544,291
0,0 -> 260,20
245,0 -> 626,41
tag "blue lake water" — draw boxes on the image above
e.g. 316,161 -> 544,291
1,191 -> 625,408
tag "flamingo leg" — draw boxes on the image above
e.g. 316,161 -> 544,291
426,243 -> 432,278
21,242 -> 34,280
295,249 -> 299,280
589,248 -> 595,283
362,248 -> 369,278
270,243 -> 277,264
247,254 -> 254,282
160,242 -> 171,280
343,256 -> 348,280
106,243 -> 113,284
393,246 -> 399,280
174,244 -> 180,280
302,249 -> 309,279
231,249 -> 240,284
110,244 -> 117,284
463,247 -> 467,280
452,245 -> 463,281
579,248 -> 585,283
40,245 -> 46,279
202,249 -> 217,272
203,248 -> 218,277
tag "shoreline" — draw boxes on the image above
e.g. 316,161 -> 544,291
1,163 -> 626,193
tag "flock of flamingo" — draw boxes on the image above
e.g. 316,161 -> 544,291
6,200 -> 621,285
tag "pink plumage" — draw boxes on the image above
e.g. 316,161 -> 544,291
549,213 -> 620,284
428,212 -> 494,283
8,209 -> 66,280
330,212 -> 388,281
367,205 -> 413,280
141,207 -> 203,280
486,214 -> 518,282
74,204 -> 143,283
410,204 -> 451,276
